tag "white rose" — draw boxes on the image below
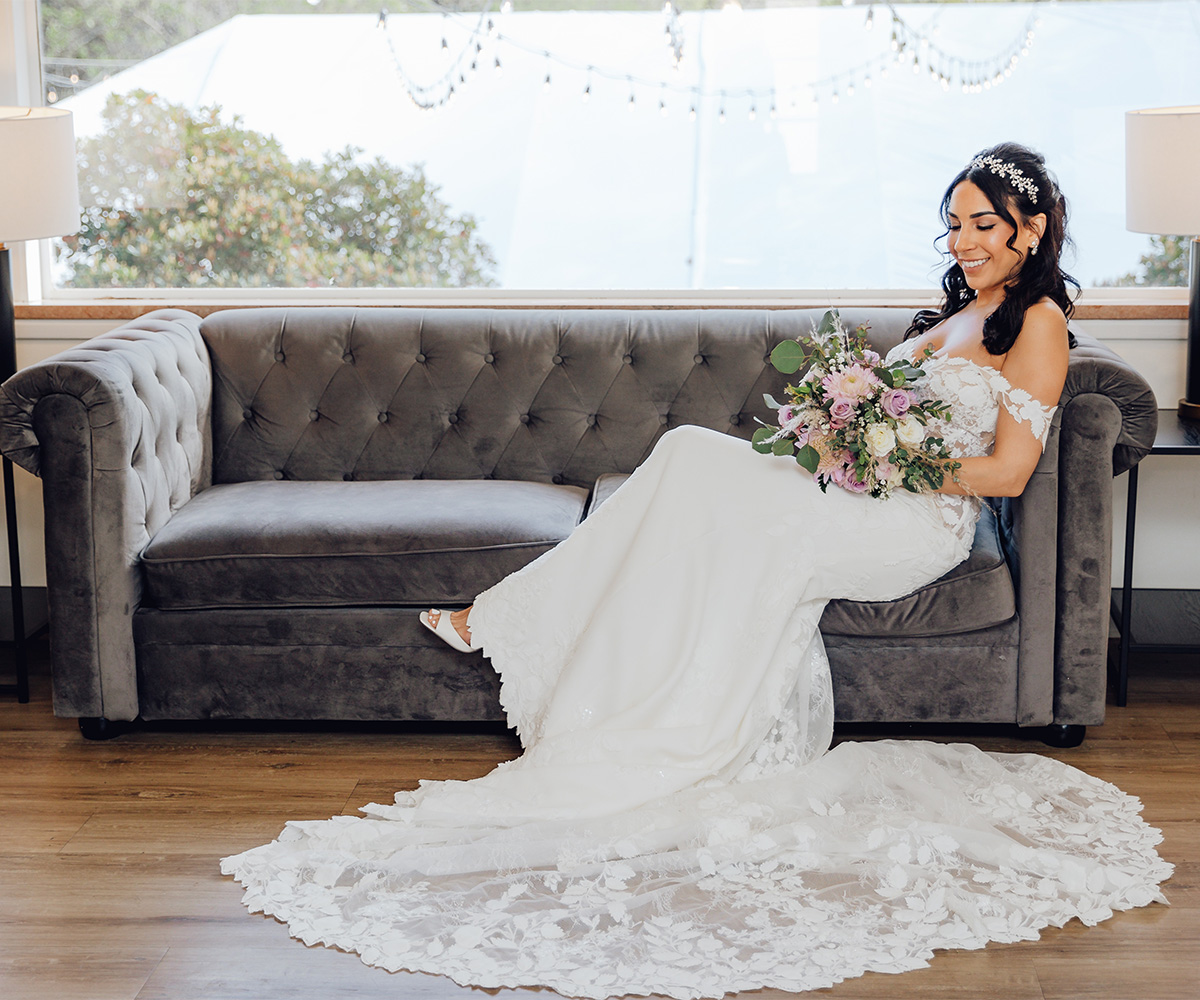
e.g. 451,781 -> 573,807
896,415 -> 925,448
864,422 -> 896,458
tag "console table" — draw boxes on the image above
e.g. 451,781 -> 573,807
1111,409 -> 1200,705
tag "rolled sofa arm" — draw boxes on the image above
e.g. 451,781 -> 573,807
999,328 -> 1158,728
0,310 -> 211,721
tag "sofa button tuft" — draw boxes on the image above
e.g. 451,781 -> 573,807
448,413 -> 459,424
343,472 -> 354,481
415,353 -> 427,363
659,414 -> 669,425
729,414 -> 741,426
273,470 -> 284,480
622,353 -> 633,365
552,354 -> 563,365
552,474 -> 564,485
309,410 -> 319,422
274,351 -> 285,362
484,352 -> 495,364
694,353 -> 705,365
586,414 -> 597,427
343,351 -> 354,364
242,409 -> 253,421
378,412 -> 389,423
519,413 -> 531,424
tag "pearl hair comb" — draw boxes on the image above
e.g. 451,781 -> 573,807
969,154 -> 1040,205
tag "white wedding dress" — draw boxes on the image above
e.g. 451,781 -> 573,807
222,340 -> 1171,998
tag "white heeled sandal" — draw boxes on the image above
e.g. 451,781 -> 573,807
420,609 -> 481,653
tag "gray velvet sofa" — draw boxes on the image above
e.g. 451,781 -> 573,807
0,307 -> 1157,744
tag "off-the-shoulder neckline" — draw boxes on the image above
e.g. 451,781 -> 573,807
891,340 -> 1013,391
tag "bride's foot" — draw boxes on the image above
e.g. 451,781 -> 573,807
420,607 -> 480,652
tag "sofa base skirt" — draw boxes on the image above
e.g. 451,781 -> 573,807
132,607 -> 506,722
825,616 -> 1022,724
131,608 -> 1024,726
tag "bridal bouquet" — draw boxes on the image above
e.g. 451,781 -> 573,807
753,310 -> 960,498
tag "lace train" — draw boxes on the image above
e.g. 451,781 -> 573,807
222,740 -> 1170,998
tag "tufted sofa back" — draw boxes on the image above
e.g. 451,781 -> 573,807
203,307 -> 914,488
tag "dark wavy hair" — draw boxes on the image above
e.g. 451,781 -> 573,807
906,141 -> 1079,354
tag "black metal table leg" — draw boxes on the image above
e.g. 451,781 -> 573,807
2,455 -> 27,703
1117,463 -> 1138,707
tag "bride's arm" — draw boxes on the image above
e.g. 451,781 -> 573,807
936,300 -> 1069,498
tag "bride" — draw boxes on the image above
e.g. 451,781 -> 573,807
222,144 -> 1171,998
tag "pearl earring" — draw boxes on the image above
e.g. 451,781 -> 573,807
1029,237 -> 1040,256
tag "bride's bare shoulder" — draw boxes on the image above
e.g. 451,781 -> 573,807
1003,300 -> 1069,400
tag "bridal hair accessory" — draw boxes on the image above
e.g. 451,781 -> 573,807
755,310 -> 960,498
970,154 -> 1040,205
1029,237 -> 1040,256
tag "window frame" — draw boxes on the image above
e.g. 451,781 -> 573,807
7,0 -> 1190,313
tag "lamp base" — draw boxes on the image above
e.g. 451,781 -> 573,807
1180,398 -> 1200,422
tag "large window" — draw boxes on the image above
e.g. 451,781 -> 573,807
37,0 -> 1200,292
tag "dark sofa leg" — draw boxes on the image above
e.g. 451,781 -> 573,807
1039,724 -> 1086,748
78,716 -> 123,740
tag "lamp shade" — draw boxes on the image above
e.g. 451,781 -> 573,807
0,106 -> 81,243
1126,105 -> 1200,236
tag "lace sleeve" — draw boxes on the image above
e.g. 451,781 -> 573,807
998,385 -> 1057,450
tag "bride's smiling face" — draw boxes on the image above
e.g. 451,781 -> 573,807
946,181 -> 1037,293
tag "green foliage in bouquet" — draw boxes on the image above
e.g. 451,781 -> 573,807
752,310 -> 961,498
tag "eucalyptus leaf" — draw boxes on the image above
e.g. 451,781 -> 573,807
763,393 -> 783,410
770,340 -> 807,375
772,438 -> 794,457
874,366 -> 894,387
751,427 -> 776,454
817,309 -> 840,338
795,443 -> 820,473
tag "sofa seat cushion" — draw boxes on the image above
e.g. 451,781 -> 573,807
819,503 -> 1014,637
589,475 -> 1014,637
141,479 -> 588,610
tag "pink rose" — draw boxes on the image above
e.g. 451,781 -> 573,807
881,389 -> 913,419
828,397 -> 856,423
846,475 -> 870,493
861,349 -> 882,365
778,404 -> 795,427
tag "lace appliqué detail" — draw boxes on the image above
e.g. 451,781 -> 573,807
883,341 -> 1057,547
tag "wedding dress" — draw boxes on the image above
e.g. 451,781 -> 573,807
222,339 -> 1171,998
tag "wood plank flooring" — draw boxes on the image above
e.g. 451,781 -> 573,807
1,642 -> 1196,1000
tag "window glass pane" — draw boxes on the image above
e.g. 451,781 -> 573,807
40,0 -> 1198,291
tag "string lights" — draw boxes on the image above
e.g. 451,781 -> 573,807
376,1 -> 1048,122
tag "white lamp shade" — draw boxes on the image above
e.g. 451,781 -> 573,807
1126,105 -> 1200,236
0,106 -> 81,243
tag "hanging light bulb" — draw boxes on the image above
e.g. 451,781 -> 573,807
494,56 -> 502,75
864,74 -> 873,88
689,104 -> 697,122
722,0 -> 743,14
831,90 -> 839,104
376,9 -> 386,29
719,103 -> 727,123
846,82 -> 854,97
628,90 -> 636,112
748,103 -> 756,121
864,6 -> 874,30
582,81 -> 591,103
660,99 -> 668,117
544,72 -> 552,91
769,101 -> 777,120
441,36 -> 448,51
501,0 -> 513,12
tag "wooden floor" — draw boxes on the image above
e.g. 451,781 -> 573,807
1,643 -> 1196,1000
